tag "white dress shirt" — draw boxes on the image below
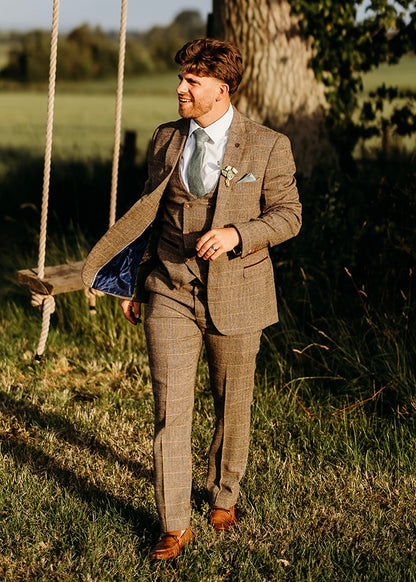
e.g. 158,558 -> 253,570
180,104 -> 234,194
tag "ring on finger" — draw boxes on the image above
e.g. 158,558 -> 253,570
211,245 -> 218,252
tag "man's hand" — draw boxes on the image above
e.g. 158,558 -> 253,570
195,227 -> 240,261
120,299 -> 142,325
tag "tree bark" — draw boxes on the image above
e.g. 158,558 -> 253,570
209,0 -> 337,175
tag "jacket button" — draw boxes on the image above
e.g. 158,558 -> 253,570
184,203 -> 191,209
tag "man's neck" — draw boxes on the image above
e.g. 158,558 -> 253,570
189,104 -> 233,140
194,101 -> 231,128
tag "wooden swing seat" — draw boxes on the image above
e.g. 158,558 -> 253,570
16,261 -> 85,296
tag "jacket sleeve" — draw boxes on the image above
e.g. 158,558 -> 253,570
232,133 -> 301,258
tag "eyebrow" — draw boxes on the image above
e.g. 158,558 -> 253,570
178,74 -> 201,83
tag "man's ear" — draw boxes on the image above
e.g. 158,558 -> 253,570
216,83 -> 230,102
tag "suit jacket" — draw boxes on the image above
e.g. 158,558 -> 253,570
81,108 -> 302,335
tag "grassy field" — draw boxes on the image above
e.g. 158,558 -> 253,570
361,53 -> 416,93
0,74 -> 179,161
0,54 -> 415,161
357,53 -> 416,152
1,285 -> 415,581
1,62 -> 415,580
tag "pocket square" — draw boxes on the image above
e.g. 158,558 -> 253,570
237,173 -> 257,183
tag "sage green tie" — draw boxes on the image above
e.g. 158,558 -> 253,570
187,128 -> 209,198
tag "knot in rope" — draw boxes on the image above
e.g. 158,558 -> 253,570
31,292 -> 56,314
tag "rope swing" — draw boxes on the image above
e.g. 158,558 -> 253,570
110,0 -> 128,228
16,0 -> 129,361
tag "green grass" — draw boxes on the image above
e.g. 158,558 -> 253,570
1,231 -> 414,580
355,53 -> 416,154
361,53 -> 416,94
1,66 -> 415,580
0,285 -> 415,580
0,74 -> 178,161
1,54 -> 415,161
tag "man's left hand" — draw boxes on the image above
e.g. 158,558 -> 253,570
196,227 -> 240,261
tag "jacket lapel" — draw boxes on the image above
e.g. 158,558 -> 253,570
164,120 -> 189,174
85,120 -> 189,294
211,108 -> 246,228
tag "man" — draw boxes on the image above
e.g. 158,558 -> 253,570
82,38 -> 301,560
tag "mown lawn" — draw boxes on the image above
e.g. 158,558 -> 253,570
0,54 -> 415,161
1,289 -> 415,581
0,74 -> 178,161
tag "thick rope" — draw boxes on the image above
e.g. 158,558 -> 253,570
31,0 -> 60,361
37,0 -> 60,281
31,0 -> 127,359
33,295 -> 56,361
84,287 -> 105,314
31,292 -> 56,313
109,0 -> 128,228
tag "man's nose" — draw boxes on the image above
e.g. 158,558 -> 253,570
177,79 -> 187,93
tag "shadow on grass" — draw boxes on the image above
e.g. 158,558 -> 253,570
0,389 -> 157,548
0,389 -> 152,479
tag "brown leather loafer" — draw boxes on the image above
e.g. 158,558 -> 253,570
208,505 -> 237,532
150,527 -> 193,560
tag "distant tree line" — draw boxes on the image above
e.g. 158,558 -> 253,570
0,10 -> 206,82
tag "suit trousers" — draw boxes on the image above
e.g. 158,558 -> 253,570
144,279 -> 261,532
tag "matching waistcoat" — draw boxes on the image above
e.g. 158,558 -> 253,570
146,161 -> 218,291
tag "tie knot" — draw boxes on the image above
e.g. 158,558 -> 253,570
193,128 -> 209,146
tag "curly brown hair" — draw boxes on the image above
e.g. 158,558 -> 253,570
174,38 -> 243,95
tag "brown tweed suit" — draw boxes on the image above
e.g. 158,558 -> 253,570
143,160 -> 263,531
82,108 -> 301,334
82,107 -> 301,531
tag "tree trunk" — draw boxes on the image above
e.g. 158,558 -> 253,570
209,0 -> 337,175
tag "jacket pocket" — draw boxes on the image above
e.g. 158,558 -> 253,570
242,255 -> 270,279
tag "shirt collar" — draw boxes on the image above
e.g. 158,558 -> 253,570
188,104 -> 234,143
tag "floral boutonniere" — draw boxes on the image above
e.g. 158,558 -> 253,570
218,161 -> 238,187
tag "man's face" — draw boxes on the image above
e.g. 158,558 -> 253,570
177,69 -> 227,127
